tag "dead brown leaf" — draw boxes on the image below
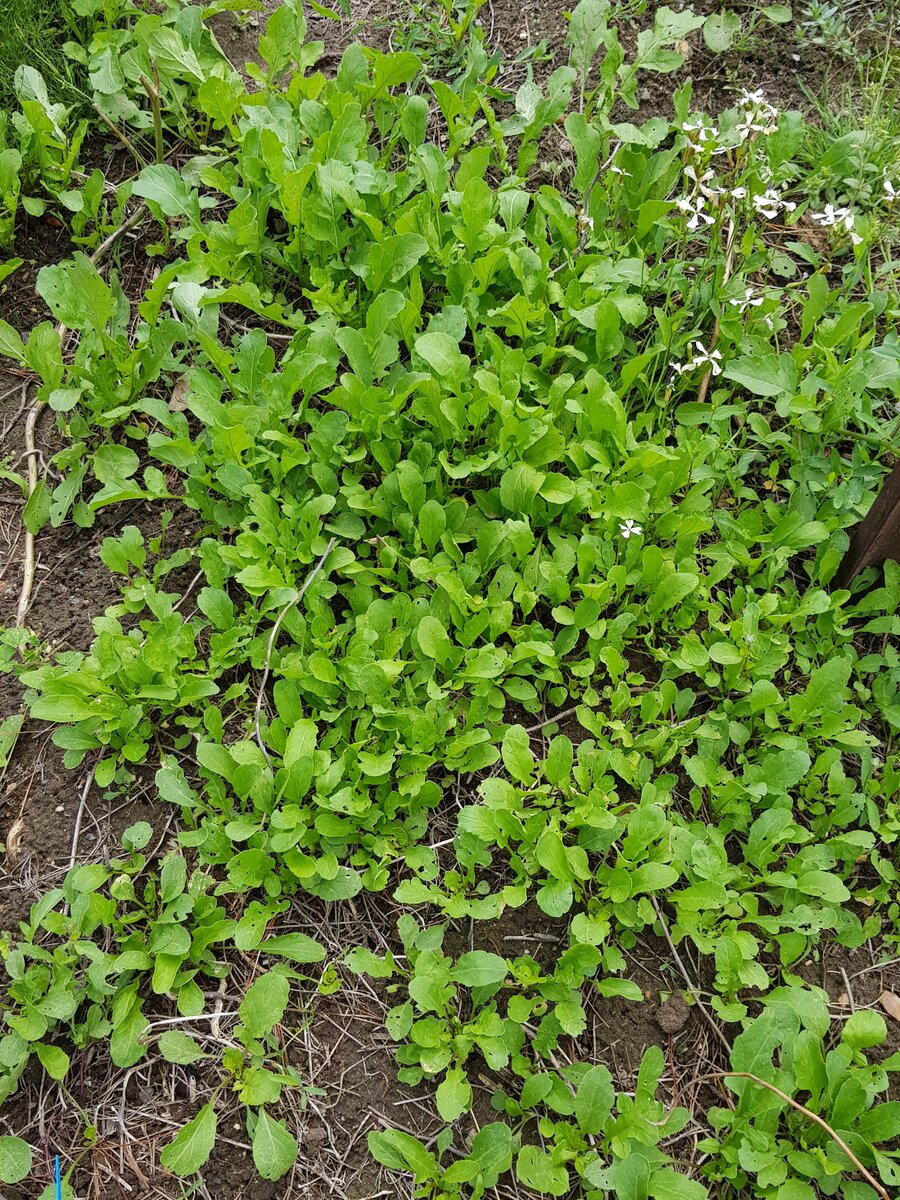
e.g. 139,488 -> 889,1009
879,990 -> 900,1022
4,816 -> 24,864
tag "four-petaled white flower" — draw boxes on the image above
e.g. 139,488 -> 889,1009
812,203 -> 862,244
729,286 -> 765,314
682,119 -> 719,144
684,165 -> 723,199
811,203 -> 849,226
676,195 -> 716,229
672,340 -> 723,376
752,188 -> 796,220
619,519 -> 643,539
738,88 -> 768,107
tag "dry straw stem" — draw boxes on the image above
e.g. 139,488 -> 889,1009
702,1071 -> 890,1200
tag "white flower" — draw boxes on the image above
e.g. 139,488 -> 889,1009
811,203 -> 850,227
676,195 -> 716,230
812,204 -> 862,244
685,165 -> 723,199
609,164 -> 632,178
752,188 -> 796,219
735,88 -> 779,138
729,286 -> 765,314
884,175 -> 896,202
730,186 -> 748,200
682,119 -> 719,145
619,519 -> 643,539
738,88 -> 767,107
672,340 -> 723,376
578,211 -> 594,232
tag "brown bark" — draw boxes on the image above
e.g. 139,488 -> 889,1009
835,460 -> 900,587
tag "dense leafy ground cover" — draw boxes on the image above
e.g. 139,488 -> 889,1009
0,0 -> 899,1196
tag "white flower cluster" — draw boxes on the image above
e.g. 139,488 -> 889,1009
673,92 -> 798,233
752,188 -> 796,220
735,88 -> 779,139
811,203 -> 862,246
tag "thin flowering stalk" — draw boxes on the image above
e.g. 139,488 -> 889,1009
696,217 -> 738,406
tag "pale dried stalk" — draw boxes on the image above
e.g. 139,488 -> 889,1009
706,1071 -> 890,1200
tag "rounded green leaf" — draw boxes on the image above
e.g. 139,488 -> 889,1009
451,950 -> 509,987
0,1136 -> 32,1184
435,1067 -> 472,1122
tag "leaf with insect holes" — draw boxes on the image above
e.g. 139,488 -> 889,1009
158,1031 -> 207,1065
435,1067 -> 472,1121
160,1103 -> 217,1176
240,972 -> 290,1039
575,1064 -> 615,1134
251,1109 -> 298,1181
0,1137 -> 32,1184
703,11 -> 741,52
36,254 -> 116,331
516,1146 -> 569,1196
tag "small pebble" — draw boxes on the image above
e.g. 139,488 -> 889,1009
54,804 -> 64,812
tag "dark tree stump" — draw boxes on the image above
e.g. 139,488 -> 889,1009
835,460 -> 900,588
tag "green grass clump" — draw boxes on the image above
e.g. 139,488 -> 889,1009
0,0 -> 83,109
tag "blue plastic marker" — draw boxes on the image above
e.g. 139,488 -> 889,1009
55,1156 -> 61,1200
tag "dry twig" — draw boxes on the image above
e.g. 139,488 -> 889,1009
703,1071 -> 890,1200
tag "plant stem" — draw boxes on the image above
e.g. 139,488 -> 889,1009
701,1072 -> 890,1200
93,105 -> 145,166
140,62 -> 165,165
